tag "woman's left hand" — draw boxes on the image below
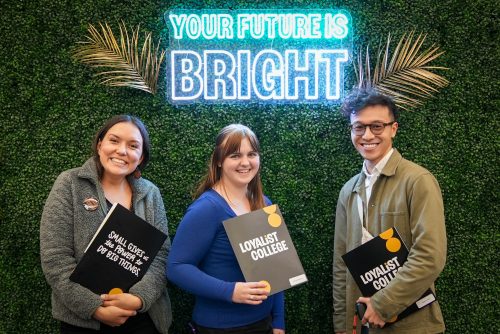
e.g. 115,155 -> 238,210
273,329 -> 285,334
101,293 -> 143,311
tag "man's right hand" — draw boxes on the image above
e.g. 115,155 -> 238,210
357,296 -> 386,328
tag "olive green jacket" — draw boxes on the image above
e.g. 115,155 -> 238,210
333,149 -> 446,333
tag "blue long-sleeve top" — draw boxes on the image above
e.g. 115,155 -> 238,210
167,189 -> 285,329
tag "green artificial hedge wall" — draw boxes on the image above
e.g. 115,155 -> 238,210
1,0 -> 498,333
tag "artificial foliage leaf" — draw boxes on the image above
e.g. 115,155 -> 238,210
354,31 -> 449,110
73,21 -> 165,94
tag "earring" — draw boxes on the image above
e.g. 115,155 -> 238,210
134,168 -> 142,179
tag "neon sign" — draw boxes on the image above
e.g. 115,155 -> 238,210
164,9 -> 352,104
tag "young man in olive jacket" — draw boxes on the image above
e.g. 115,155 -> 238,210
333,89 -> 447,334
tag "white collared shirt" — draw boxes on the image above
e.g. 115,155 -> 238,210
358,148 -> 394,243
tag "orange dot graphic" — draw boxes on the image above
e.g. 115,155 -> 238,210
386,237 -> 401,253
260,280 -> 271,293
108,288 -> 123,295
379,228 -> 394,240
263,204 -> 277,214
268,213 -> 282,227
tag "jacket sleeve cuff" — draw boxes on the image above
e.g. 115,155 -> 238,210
82,297 -> 104,320
135,294 -> 147,313
371,291 -> 400,321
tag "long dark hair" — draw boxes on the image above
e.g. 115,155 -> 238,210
194,124 -> 265,210
91,115 -> 151,179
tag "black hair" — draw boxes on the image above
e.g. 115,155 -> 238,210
91,115 -> 151,179
340,88 -> 399,121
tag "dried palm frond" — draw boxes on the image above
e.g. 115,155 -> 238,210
73,21 -> 165,94
354,31 -> 449,110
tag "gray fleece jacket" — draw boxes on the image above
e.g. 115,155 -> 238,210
40,158 -> 172,333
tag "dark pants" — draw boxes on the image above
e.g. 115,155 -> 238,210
61,313 -> 159,334
193,316 -> 272,334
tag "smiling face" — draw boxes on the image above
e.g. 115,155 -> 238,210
220,137 -> 260,190
97,122 -> 144,180
350,105 -> 398,171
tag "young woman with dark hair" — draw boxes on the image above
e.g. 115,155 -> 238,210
40,115 -> 172,334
